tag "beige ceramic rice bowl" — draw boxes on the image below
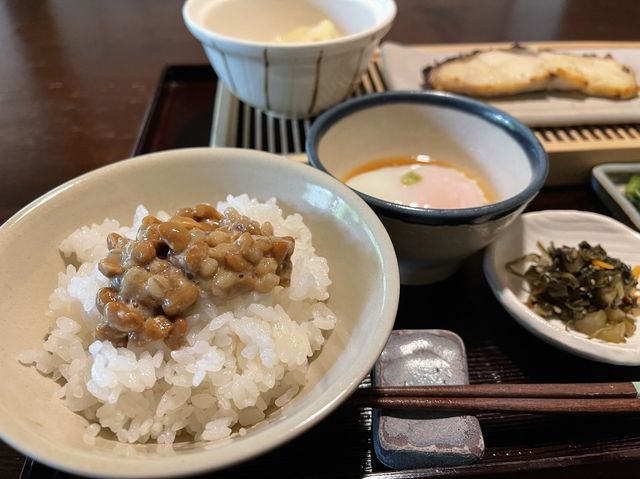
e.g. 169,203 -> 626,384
0,148 -> 399,477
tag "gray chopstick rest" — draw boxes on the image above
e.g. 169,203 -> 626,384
372,329 -> 484,469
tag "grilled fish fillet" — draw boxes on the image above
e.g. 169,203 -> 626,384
423,46 -> 638,99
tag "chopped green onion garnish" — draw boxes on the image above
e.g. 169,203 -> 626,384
401,171 -> 422,186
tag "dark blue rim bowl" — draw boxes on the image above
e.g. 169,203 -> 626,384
305,91 -> 549,226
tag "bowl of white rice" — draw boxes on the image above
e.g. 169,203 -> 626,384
0,148 -> 399,477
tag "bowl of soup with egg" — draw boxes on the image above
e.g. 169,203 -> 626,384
306,91 -> 548,284
183,0 -> 396,118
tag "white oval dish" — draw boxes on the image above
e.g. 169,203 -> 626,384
484,210 -> 640,366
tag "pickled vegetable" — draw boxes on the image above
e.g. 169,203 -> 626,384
507,241 -> 638,343
625,174 -> 640,208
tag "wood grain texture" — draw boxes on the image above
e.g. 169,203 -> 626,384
352,397 -> 640,413
356,382 -> 640,399
3,1 -> 640,478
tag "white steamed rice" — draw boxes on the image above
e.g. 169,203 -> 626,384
19,195 -> 335,444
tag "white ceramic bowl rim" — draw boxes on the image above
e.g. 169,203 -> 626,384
0,148 -> 400,478
182,0 -> 397,49
306,91 -> 549,226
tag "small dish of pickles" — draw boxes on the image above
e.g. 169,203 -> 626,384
484,210 -> 640,365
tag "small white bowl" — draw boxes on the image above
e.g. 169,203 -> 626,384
484,210 -> 640,366
307,92 -> 548,284
183,0 -> 396,118
0,148 -> 399,477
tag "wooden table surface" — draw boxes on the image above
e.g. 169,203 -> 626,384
2,0 -> 640,477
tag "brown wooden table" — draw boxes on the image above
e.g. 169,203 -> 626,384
3,1 -> 640,478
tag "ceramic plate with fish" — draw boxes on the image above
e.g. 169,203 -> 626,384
380,41 -> 640,126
